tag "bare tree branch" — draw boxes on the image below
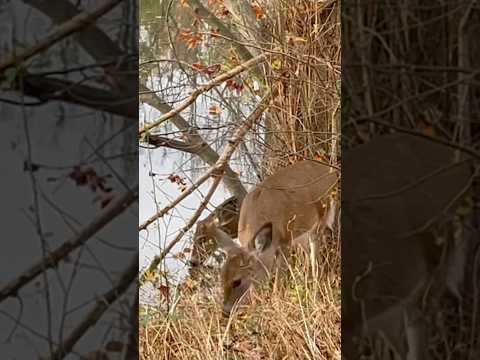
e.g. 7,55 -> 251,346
187,0 -> 257,66
47,254 -> 137,360
140,84 -> 247,200
21,0 -> 123,60
139,89 -> 273,232
21,76 -> 136,119
139,51 -> 269,135
0,185 -> 138,303
140,173 -> 223,283
146,135 -> 197,154
14,0 -> 137,119
0,0 -> 124,73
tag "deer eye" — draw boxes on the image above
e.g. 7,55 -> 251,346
232,279 -> 241,288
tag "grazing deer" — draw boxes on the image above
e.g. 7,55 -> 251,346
205,160 -> 339,316
189,196 -> 240,271
342,134 -> 474,359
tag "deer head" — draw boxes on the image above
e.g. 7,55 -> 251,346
208,222 -> 280,315
207,160 -> 338,316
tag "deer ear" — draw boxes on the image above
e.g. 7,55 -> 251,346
210,225 -> 239,251
254,222 -> 273,252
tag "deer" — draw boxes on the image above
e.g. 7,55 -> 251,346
341,133 -> 474,359
204,160 -> 339,316
188,196 -> 240,273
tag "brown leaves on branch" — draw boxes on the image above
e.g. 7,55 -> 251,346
179,29 -> 203,49
226,78 -> 244,93
68,166 -> 115,208
168,173 -> 188,192
208,104 -> 222,116
191,62 -> 222,76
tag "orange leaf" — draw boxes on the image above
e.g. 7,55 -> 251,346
209,105 -> 222,116
225,79 -> 244,93
179,29 -> 202,50
314,152 -> 328,162
191,62 -> 207,72
251,3 -> 266,20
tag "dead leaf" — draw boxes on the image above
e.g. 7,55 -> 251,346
168,173 -> 187,187
251,3 -> 266,20
286,34 -> 307,44
226,79 -> 245,93
216,4 -> 230,18
314,151 -> 328,162
179,29 -> 202,49
191,62 -> 207,72
204,64 -> 222,76
158,285 -> 169,298
209,104 -> 222,116
192,62 -> 221,76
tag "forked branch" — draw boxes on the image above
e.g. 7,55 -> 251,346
139,52 -> 269,135
47,255 -> 137,360
139,89 -> 273,273
0,186 -> 138,303
140,84 -> 247,200
0,0 -> 123,73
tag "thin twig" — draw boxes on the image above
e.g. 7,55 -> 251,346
139,52 -> 269,135
0,185 -> 138,303
47,254 -> 137,360
0,0 -> 123,72
140,174 -> 223,284
139,89 -> 272,231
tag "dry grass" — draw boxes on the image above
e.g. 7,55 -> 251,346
140,235 -> 340,360
263,0 -> 340,170
140,0 -> 341,359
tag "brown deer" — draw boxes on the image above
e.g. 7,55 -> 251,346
342,134 -> 474,359
205,160 -> 339,316
188,196 -> 240,271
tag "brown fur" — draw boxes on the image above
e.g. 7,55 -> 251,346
213,160 -> 338,315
